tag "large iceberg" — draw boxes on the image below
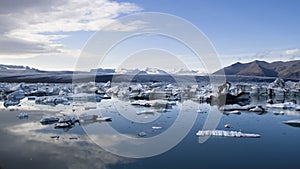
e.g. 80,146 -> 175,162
196,130 -> 261,138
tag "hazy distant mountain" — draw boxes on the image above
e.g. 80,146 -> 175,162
214,60 -> 300,80
90,68 -> 115,74
116,68 -> 168,75
0,64 -> 40,73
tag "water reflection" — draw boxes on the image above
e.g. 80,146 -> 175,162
0,111 -> 132,169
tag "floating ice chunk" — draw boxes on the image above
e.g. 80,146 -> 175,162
224,124 -> 231,128
266,102 -> 296,109
17,112 -> 28,119
96,116 -> 112,122
249,106 -> 265,112
40,117 -> 59,125
84,106 -> 97,110
7,91 -> 25,101
79,114 -> 112,123
196,130 -> 260,138
224,110 -> 241,115
35,96 -> 70,105
69,137 -> 78,140
269,78 -> 285,88
55,122 -> 72,128
273,111 -> 285,115
50,135 -> 59,139
283,119 -> 300,124
138,132 -> 147,137
283,119 -> 300,127
136,110 -> 156,115
58,115 -> 78,124
220,104 -> 254,111
152,126 -> 162,130
4,100 -> 20,108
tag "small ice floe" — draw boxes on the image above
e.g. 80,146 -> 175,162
4,100 -> 20,108
152,126 -> 162,130
283,119 -> 300,128
296,106 -> 300,111
131,100 -> 172,109
224,124 -> 231,128
58,115 -> 78,124
220,104 -> 254,111
196,130 -> 260,138
84,106 -> 97,110
17,112 -> 29,119
79,114 -> 112,124
267,99 -> 273,104
35,96 -> 70,106
40,117 -> 59,125
50,135 -> 59,139
249,106 -> 265,112
266,102 -> 296,109
55,122 -> 72,128
138,132 -> 147,137
96,116 -> 112,122
224,110 -> 241,115
273,111 -> 285,115
136,110 -> 156,115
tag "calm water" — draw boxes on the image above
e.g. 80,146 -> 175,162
1,96 -> 300,169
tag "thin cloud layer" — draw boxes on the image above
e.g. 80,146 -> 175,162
0,0 -> 142,57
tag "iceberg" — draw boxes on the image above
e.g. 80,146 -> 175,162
17,112 -> 29,119
220,104 -> 255,111
40,117 -> 59,125
249,106 -> 265,112
224,110 -> 241,115
152,126 -> 162,130
35,96 -> 70,105
78,114 -> 112,124
266,102 -> 296,109
55,122 -> 72,128
283,119 -> 300,128
138,132 -> 147,137
3,100 -> 20,108
196,130 -> 260,138
136,110 -> 156,115
96,116 -> 112,122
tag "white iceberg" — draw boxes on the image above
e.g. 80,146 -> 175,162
283,119 -> 300,127
220,104 -> 254,111
17,112 -> 29,119
224,110 -> 241,115
266,102 -> 296,109
152,126 -> 162,130
249,106 -> 265,112
196,130 -> 260,138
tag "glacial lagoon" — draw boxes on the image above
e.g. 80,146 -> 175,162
1,79 -> 300,169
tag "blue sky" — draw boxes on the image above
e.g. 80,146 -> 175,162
0,0 -> 300,71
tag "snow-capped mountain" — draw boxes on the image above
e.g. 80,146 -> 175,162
0,64 -> 40,73
116,68 -> 168,75
90,68 -> 115,74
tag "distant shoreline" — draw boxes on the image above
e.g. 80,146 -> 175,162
0,74 -> 289,83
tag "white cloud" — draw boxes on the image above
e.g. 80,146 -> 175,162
0,0 -> 142,58
285,49 -> 299,55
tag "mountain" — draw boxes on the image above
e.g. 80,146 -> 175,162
0,64 -> 41,73
214,60 -> 300,80
90,68 -> 115,74
116,68 -> 168,75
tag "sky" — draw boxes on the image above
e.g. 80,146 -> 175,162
0,0 -> 300,72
